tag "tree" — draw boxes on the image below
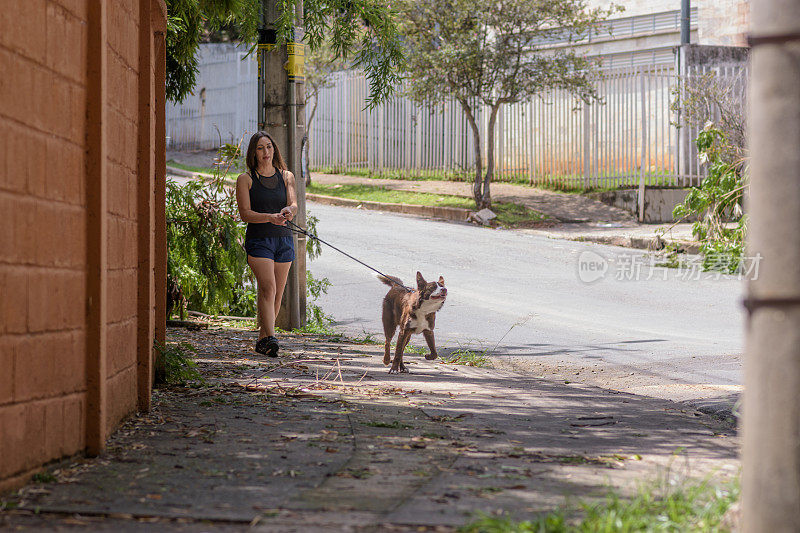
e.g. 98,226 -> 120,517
400,0 -> 619,208
302,41 -> 349,185
166,0 -> 404,105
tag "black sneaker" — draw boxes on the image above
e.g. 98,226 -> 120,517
256,336 -> 280,357
265,336 -> 280,357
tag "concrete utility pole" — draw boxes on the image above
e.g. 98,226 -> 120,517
258,0 -> 307,330
742,1 -> 800,531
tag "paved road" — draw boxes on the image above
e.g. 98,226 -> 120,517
307,203 -> 746,405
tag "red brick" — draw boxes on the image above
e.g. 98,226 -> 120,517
0,0 -> 47,65
107,217 -> 138,270
108,269 -> 137,323
0,337 -> 14,404
44,398 -> 65,459
107,318 -> 137,378
62,331 -> 87,393
0,49 -> 34,128
68,84 -> 85,145
46,2 -> 87,84
22,402 -> 47,472
62,393 -> 85,453
0,401 -> 47,476
28,269 -> 85,331
34,202 -> 85,268
54,0 -> 88,20
108,161 -> 129,216
0,404 -> 26,477
0,192 -> 38,264
105,365 -> 136,434
0,266 -> 29,334
22,129 -> 48,197
13,335 -> 56,400
44,136 -> 84,205
45,77 -> 74,141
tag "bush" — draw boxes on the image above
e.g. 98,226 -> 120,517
672,125 -> 747,273
154,341 -> 202,385
166,140 -> 256,317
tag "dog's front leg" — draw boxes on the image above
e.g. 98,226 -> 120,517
422,329 -> 438,360
389,329 -> 412,374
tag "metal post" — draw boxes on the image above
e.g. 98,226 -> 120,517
680,0 -> 690,44
638,68 -> 647,222
260,0 -> 306,330
742,1 -> 800,530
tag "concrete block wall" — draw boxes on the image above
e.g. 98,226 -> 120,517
104,0 -> 141,433
0,0 -> 90,491
0,0 -> 167,492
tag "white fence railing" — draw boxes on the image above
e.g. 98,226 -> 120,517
165,44 -> 746,190
166,44 -> 258,150
311,64 -> 746,189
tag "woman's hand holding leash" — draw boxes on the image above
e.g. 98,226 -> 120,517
279,206 -> 296,222
269,213 -> 288,226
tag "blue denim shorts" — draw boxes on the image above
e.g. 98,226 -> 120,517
245,236 -> 295,262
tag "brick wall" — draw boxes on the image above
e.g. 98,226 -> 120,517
0,0 -> 166,491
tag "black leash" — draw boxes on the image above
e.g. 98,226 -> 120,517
285,220 -> 411,291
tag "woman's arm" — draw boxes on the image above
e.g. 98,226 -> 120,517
279,170 -> 299,221
236,173 -> 286,225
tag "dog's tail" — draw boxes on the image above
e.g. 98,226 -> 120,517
377,274 -> 405,288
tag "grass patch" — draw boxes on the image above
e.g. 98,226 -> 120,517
460,476 -> 739,532
442,349 -> 492,368
363,420 -> 414,429
312,167 -> 680,192
31,472 -> 57,484
307,183 -> 547,227
308,183 -> 474,209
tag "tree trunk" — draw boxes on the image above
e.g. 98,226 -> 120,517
482,103 -> 501,209
458,99 -> 483,208
304,94 -> 319,186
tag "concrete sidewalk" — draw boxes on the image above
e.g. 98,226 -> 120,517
2,325 -> 738,532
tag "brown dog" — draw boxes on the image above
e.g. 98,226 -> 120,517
379,272 -> 447,374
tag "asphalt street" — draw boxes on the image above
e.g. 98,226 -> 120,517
306,202 -> 746,404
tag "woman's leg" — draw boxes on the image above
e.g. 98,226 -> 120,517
248,256 -> 277,339
273,261 -> 293,319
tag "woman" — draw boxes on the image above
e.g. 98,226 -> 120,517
236,132 -> 298,356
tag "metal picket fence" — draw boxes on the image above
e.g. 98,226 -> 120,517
164,43 -> 746,191
310,64 -> 747,189
166,43 -> 258,150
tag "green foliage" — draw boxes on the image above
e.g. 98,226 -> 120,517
672,125 -> 747,273
166,0 -> 259,103
442,349 -> 492,368
166,0 -> 404,105
461,477 -> 739,532
399,0 -> 621,207
277,0 -> 404,107
167,140 -> 257,317
154,341 -> 203,385
31,472 -> 58,484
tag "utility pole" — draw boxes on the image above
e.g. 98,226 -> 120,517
742,0 -> 800,530
258,0 -> 307,330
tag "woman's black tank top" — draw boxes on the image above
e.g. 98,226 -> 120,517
245,170 -> 292,239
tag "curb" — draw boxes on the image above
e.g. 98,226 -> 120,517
306,193 -> 471,222
571,235 -> 701,254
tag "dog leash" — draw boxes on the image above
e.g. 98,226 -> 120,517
284,219 -> 411,291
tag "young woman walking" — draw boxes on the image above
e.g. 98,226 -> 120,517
236,132 -> 298,356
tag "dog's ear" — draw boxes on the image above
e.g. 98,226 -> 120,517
416,271 -> 426,290
438,276 -> 445,286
